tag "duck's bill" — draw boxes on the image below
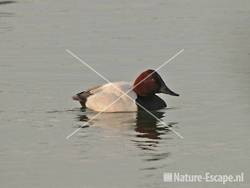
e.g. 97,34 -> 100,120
158,85 -> 179,96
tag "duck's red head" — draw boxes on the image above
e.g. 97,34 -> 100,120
133,69 -> 179,97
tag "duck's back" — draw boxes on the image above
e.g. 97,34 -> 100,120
86,82 -> 137,112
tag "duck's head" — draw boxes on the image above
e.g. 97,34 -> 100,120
133,69 -> 179,97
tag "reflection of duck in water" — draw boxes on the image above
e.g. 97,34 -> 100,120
76,110 -> 136,129
135,110 -> 167,140
77,110 -> 177,163
133,110 -> 178,166
73,69 -> 179,112
77,109 -> 176,142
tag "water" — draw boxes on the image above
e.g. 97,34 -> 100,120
0,0 -> 250,187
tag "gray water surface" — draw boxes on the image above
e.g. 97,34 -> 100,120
0,0 -> 250,188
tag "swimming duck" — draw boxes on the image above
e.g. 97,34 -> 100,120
72,69 -> 179,112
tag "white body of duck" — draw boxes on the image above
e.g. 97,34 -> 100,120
85,82 -> 137,112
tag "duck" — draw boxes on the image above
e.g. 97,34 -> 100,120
72,69 -> 179,112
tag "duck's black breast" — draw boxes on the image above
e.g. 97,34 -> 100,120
135,95 -> 167,111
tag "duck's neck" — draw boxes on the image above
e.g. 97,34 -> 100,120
136,95 -> 166,110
